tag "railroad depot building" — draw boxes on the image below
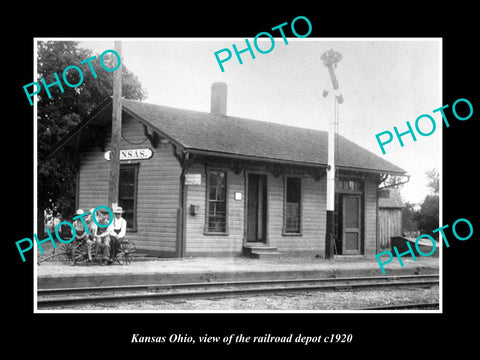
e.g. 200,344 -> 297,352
50,83 -> 406,258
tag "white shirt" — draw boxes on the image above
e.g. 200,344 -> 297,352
108,217 -> 127,238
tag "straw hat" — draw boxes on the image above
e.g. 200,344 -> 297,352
113,206 -> 125,214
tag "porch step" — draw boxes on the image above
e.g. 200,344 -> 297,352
243,245 -> 284,259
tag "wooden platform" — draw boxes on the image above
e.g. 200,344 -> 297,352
390,236 -> 439,257
242,244 -> 283,259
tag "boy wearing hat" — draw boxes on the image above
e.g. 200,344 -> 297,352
94,210 -> 112,263
84,209 -> 97,262
72,209 -> 95,264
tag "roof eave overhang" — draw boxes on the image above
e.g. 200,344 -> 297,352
185,147 -> 406,175
120,105 -> 186,152
47,98 -> 188,158
336,165 -> 407,176
185,148 -> 326,168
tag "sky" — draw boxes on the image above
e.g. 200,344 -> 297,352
75,38 -> 441,204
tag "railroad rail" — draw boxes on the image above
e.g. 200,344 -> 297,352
359,302 -> 440,310
37,274 -> 439,308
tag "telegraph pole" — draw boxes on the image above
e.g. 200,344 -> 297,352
108,41 -> 122,210
321,49 -> 343,260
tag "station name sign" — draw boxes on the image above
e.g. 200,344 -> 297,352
104,148 -> 153,161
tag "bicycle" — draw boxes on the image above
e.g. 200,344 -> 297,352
37,238 -> 136,265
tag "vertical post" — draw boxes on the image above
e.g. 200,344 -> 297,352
176,152 -> 190,258
325,96 -> 336,259
176,166 -> 186,258
108,41 -> 122,210
321,49 -> 343,260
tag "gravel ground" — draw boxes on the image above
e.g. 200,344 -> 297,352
41,285 -> 439,311
36,253 -> 440,277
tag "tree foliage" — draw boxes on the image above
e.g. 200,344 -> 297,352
425,168 -> 439,195
417,194 -> 439,235
37,41 -> 147,223
402,168 -> 439,238
402,202 -> 420,236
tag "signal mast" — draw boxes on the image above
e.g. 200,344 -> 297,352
321,49 -> 343,259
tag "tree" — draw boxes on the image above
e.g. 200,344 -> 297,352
402,202 -> 420,236
426,168 -> 439,195
417,195 -> 439,235
401,168 -> 439,237
37,41 -> 147,234
417,168 -> 440,237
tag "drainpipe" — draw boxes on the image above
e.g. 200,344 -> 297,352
174,148 -> 192,258
378,174 -> 411,189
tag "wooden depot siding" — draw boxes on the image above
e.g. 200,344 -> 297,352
378,208 -> 403,250
77,114 -> 181,257
363,175 -> 379,255
184,164 -> 327,257
184,164 -> 245,256
269,174 -> 326,255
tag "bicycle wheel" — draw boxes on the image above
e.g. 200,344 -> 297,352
117,241 -> 136,265
73,242 -> 89,264
58,243 -> 74,264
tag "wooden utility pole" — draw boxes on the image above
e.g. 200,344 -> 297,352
108,41 -> 122,210
321,49 -> 343,260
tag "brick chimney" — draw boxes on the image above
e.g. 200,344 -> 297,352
210,82 -> 227,116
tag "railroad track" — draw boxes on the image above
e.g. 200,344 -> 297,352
359,302 -> 440,310
37,274 -> 439,308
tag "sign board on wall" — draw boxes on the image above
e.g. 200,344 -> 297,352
104,148 -> 153,161
185,174 -> 202,185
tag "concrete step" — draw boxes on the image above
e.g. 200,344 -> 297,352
243,244 -> 283,259
243,243 -> 277,249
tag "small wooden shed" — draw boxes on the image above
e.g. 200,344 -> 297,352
378,188 -> 405,250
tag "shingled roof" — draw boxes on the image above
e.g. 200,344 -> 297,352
121,99 -> 405,174
379,189 -> 406,208
50,97 -> 405,175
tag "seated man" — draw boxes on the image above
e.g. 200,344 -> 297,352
107,206 -> 127,263
72,209 -> 94,264
94,210 -> 112,264
84,209 -> 97,262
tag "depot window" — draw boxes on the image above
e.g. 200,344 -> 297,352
283,176 -> 302,234
205,170 -> 228,234
336,179 -> 363,192
118,164 -> 139,231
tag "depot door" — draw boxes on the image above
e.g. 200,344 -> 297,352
341,195 -> 362,255
246,174 -> 267,243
